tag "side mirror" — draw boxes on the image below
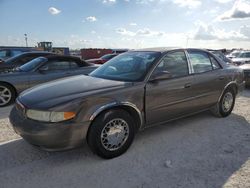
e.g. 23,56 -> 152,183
149,71 -> 172,82
38,66 -> 49,73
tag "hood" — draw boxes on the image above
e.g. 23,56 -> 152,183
18,75 -> 128,109
0,69 -> 23,75
239,64 -> 250,70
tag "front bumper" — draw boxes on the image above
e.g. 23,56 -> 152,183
9,106 -> 91,151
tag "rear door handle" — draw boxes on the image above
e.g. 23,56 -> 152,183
184,83 -> 191,88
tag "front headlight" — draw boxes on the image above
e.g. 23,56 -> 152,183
26,109 -> 76,122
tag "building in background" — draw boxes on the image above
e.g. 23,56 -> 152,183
80,48 -> 128,60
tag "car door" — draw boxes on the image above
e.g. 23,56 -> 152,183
28,60 -> 72,87
186,49 -> 228,110
145,50 -> 195,126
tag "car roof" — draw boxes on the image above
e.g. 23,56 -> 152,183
133,47 -> 179,52
20,51 -> 54,55
45,55 -> 82,61
43,55 -> 93,66
240,51 -> 250,53
132,47 -> 211,53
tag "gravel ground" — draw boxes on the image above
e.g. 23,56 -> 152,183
0,89 -> 249,188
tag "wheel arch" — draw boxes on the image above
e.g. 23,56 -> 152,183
218,81 -> 238,102
0,81 -> 17,97
89,102 -> 143,133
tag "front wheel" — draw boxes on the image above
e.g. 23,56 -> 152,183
87,109 -> 135,159
211,88 -> 236,117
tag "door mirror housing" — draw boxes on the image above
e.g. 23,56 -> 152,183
149,71 -> 172,82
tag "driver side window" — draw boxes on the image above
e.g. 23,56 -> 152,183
153,51 -> 189,78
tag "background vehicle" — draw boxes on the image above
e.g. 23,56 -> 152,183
10,48 -> 245,159
0,51 -> 53,72
232,51 -> 250,66
0,47 -> 39,62
226,50 -> 241,59
239,64 -> 250,86
86,53 -> 118,64
209,50 -> 233,65
37,42 -> 70,55
0,55 -> 98,107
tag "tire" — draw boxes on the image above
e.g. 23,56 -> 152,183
211,88 -> 236,117
87,109 -> 135,159
0,83 -> 16,107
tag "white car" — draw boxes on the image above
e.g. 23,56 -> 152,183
232,51 -> 250,66
226,50 -> 241,59
239,64 -> 250,86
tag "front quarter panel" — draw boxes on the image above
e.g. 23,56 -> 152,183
0,73 -> 30,94
75,83 -> 145,128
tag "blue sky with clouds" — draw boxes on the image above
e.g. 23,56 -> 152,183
0,0 -> 250,49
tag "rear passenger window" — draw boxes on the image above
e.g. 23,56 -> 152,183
153,51 -> 189,78
188,51 -> 213,73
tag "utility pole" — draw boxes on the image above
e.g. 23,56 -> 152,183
24,34 -> 28,47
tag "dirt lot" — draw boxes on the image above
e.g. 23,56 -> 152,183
0,89 -> 250,188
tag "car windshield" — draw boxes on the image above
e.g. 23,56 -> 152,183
90,51 -> 161,82
4,53 -> 23,64
232,52 -> 240,57
19,57 -> 47,72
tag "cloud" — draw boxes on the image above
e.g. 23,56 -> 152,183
193,22 -> 247,41
48,7 -> 61,15
239,25 -> 250,38
116,27 -> 166,37
55,35 -> 93,49
214,0 -> 233,3
137,28 -> 165,36
86,16 -> 97,22
217,0 -> 250,20
173,0 -> 201,9
129,22 -> 137,26
116,28 -> 136,36
103,0 -> 116,3
136,0 -> 157,4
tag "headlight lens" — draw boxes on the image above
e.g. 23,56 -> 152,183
26,109 -> 76,122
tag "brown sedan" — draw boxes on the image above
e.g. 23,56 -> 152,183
10,48 -> 245,159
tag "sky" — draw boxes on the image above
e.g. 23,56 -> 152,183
0,0 -> 250,49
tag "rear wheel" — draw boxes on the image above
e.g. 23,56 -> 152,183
0,83 -> 16,107
211,88 -> 236,117
87,109 -> 135,159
